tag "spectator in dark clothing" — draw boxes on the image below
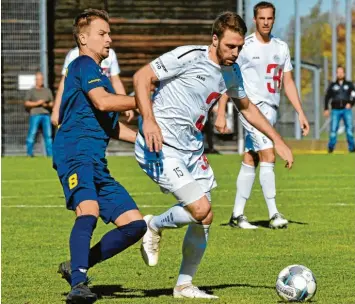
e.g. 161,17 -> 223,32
24,71 -> 54,157
324,66 -> 355,153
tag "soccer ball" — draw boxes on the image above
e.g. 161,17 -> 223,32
276,265 -> 317,302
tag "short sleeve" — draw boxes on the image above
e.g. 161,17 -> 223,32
109,50 -> 120,76
283,45 -> 293,73
62,48 -> 79,76
80,59 -> 106,94
48,89 -> 54,101
150,49 -> 183,81
24,89 -> 33,101
224,64 -> 247,99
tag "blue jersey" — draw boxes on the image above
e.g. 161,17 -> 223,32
53,55 -> 118,163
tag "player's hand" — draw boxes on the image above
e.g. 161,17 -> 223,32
274,138 -> 294,169
215,114 -> 227,134
345,103 -> 352,109
323,110 -> 330,117
298,113 -> 310,136
51,110 -> 59,127
124,110 -> 135,122
143,118 -> 163,152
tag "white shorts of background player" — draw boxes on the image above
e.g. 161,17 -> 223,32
239,102 -> 278,152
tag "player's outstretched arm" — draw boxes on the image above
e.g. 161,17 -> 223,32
133,64 -> 163,152
112,122 -> 137,143
87,87 -> 137,112
283,71 -> 310,136
215,93 -> 229,134
234,96 -> 294,169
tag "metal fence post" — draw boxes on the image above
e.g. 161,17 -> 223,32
314,69 -> 320,139
40,0 -> 48,87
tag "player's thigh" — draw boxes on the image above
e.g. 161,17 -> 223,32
56,160 -> 98,212
188,153 -> 217,194
136,139 -> 194,195
95,168 -> 139,225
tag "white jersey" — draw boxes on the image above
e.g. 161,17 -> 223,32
150,45 -> 246,151
61,47 -> 121,77
237,33 -> 293,108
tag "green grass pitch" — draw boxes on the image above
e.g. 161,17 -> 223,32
2,154 -> 354,303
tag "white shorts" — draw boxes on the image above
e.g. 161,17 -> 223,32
239,102 -> 278,152
135,133 -> 216,204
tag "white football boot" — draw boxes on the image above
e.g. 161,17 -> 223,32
269,213 -> 288,229
229,214 -> 258,229
173,284 -> 219,299
140,215 -> 161,266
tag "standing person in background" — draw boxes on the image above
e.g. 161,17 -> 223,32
24,71 -> 54,157
324,65 -> 355,153
51,46 -> 134,127
215,1 -> 309,229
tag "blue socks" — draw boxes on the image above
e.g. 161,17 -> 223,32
69,217 -> 146,287
88,220 -> 147,268
70,215 -> 97,287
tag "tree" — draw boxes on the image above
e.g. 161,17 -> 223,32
286,0 -> 355,98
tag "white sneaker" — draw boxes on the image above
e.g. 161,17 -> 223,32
229,214 -> 258,229
269,213 -> 288,229
140,215 -> 161,266
173,284 -> 219,299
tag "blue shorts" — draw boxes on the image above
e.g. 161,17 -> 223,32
55,159 -> 138,224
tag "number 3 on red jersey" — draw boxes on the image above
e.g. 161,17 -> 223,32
266,64 -> 283,94
195,92 -> 221,131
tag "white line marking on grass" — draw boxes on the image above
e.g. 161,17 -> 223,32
1,186 -> 354,199
2,174 -> 354,183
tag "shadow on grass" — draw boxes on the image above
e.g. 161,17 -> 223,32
64,282 -> 274,299
220,219 -> 309,228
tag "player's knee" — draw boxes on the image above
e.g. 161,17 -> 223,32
75,200 -> 100,217
201,210 -> 214,225
119,219 -> 147,243
188,196 -> 211,222
258,151 -> 274,163
244,151 -> 259,167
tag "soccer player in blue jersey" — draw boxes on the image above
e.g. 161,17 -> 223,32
53,9 -> 146,304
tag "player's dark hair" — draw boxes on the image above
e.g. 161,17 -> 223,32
212,11 -> 247,39
73,8 -> 110,46
253,1 -> 276,18
337,65 -> 345,71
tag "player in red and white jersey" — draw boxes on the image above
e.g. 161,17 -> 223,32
51,46 -> 134,127
134,11 -> 293,299
215,2 -> 310,230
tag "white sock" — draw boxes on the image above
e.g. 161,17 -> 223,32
176,223 -> 209,286
259,162 -> 278,218
233,162 -> 256,217
150,204 -> 196,233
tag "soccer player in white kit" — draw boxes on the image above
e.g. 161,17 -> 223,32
51,44 -> 134,126
215,2 -> 310,230
133,11 -> 294,299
